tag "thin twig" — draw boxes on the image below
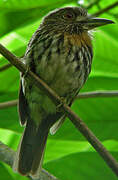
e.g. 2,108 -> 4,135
0,99 -> 18,109
92,1 -> 118,17
77,90 -> 118,99
0,141 -> 59,180
1,90 -> 118,109
0,141 -> 14,167
0,43 -> 118,177
0,63 -> 12,72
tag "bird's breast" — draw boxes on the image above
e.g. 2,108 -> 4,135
26,33 -> 93,98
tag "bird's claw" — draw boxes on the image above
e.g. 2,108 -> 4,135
56,97 -> 66,112
23,67 -> 30,78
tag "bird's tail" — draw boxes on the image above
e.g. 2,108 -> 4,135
13,118 -> 49,178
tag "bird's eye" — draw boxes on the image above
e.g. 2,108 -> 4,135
63,12 -> 74,20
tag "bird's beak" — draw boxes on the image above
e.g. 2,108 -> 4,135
82,17 -> 114,30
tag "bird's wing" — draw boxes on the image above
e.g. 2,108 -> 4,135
50,89 -> 80,135
18,80 -> 29,126
50,114 -> 66,135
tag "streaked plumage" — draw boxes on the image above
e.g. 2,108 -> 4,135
13,6 -> 114,178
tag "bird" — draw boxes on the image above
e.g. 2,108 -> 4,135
13,6 -> 114,179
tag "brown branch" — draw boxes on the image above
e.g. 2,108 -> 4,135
0,141 -> 59,180
0,63 -> 12,72
92,1 -> 118,17
0,141 -> 14,167
0,99 -> 18,109
77,90 -> 118,99
0,43 -> 118,177
1,90 -> 118,109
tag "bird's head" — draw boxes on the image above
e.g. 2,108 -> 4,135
41,6 -> 114,35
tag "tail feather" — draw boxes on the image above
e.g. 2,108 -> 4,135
18,119 -> 37,175
13,118 -> 49,178
31,132 -> 48,176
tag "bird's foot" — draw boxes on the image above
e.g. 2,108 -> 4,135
56,97 -> 66,112
23,67 -> 30,78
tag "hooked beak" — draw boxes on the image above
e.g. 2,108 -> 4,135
82,17 -> 115,30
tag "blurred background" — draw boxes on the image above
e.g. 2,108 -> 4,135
0,0 -> 118,179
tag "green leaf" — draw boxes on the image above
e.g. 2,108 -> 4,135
2,163 -> 28,180
0,0 -> 77,36
0,163 -> 14,180
44,152 -> 118,180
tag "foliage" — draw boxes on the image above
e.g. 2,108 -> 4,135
0,0 -> 118,179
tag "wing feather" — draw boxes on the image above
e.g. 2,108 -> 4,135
18,81 -> 29,125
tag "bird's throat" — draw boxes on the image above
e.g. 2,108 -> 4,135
64,32 -> 92,48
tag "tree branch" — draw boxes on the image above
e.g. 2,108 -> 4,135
0,99 -> 18,109
0,43 -> 118,177
0,141 -> 59,180
77,90 -> 118,99
1,90 -> 118,109
0,141 -> 14,167
92,1 -> 118,17
0,63 -> 12,72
